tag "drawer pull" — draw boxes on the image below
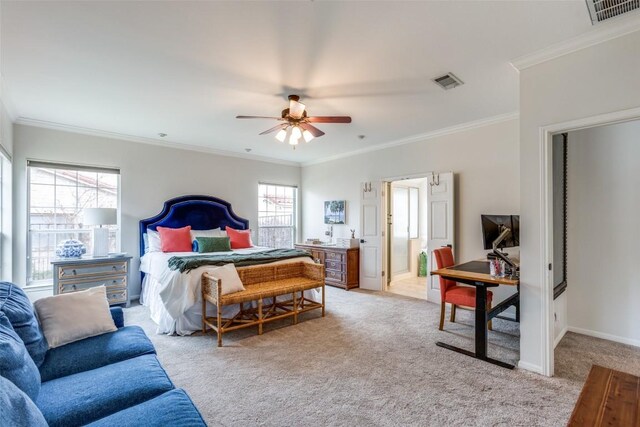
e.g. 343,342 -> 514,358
72,269 -> 77,275
72,284 -> 76,291
112,266 -> 117,270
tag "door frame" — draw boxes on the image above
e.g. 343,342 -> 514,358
382,171 -> 436,291
539,106 -> 640,377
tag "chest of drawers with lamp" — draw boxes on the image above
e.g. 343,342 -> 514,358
51,256 -> 132,307
294,243 -> 359,290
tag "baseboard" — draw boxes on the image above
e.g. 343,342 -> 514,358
567,326 -> 640,348
554,326 -> 568,348
517,360 -> 544,375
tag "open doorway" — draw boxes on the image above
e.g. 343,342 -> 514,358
552,118 -> 640,379
385,177 -> 429,300
382,172 -> 455,302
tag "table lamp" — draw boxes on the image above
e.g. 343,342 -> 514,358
83,208 -> 117,257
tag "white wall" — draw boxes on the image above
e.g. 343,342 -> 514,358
12,124 -> 301,297
565,120 -> 640,346
519,30 -> 640,374
0,100 -> 12,157
302,118 -> 520,306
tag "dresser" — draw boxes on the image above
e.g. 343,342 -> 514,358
51,256 -> 131,306
294,244 -> 359,290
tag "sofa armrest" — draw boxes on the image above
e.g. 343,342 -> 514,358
110,307 -> 124,328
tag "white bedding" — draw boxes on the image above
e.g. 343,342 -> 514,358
139,247 -> 317,335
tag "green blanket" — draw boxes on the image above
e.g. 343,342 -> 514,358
167,248 -> 313,273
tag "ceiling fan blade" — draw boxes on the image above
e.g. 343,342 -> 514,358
306,116 -> 352,123
236,115 -> 283,120
289,100 -> 306,119
299,122 -> 325,137
259,123 -> 288,135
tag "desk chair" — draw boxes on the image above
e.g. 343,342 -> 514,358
433,247 -> 493,331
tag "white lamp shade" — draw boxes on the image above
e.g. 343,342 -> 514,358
83,208 -> 117,226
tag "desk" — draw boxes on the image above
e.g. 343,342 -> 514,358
431,260 -> 519,369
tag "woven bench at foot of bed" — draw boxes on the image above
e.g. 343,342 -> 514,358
201,261 -> 325,346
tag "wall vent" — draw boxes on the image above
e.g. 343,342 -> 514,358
433,73 -> 464,90
586,0 -> 639,24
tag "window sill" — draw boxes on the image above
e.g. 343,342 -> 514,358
24,282 -> 53,291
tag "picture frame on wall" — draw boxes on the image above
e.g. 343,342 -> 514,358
324,200 -> 346,224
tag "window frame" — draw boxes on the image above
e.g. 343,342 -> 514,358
26,160 -> 121,287
257,182 -> 298,249
0,149 -> 11,282
0,153 -> 4,278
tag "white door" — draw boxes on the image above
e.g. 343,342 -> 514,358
360,181 -> 384,291
426,172 -> 455,303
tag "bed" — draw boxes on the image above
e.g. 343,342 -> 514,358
139,195 -> 317,336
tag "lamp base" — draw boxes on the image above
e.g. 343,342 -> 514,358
93,227 -> 110,257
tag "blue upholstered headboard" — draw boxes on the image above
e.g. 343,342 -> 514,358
139,195 -> 249,260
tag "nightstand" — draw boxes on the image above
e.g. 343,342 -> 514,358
50,256 -> 132,307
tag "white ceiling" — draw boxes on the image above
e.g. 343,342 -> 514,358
2,1 -> 596,164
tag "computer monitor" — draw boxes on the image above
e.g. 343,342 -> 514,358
481,215 -> 520,250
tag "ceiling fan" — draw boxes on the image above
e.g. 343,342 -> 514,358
236,95 -> 352,147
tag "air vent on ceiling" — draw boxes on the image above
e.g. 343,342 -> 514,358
586,0 -> 639,24
433,73 -> 464,90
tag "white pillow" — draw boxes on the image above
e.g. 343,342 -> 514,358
208,263 -> 246,295
33,286 -> 117,348
146,229 -> 162,252
191,228 -> 226,241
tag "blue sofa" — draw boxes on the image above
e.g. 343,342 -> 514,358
0,282 -> 207,426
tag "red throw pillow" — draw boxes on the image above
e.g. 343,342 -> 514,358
157,226 -> 193,252
226,227 -> 253,249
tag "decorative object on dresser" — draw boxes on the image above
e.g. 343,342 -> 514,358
51,255 -> 131,307
55,239 -> 87,258
294,243 -> 359,290
83,207 -> 118,257
336,237 -> 360,248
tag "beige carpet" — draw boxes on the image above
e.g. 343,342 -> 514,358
124,287 -> 640,426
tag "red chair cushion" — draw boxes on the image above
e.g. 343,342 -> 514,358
444,286 -> 493,308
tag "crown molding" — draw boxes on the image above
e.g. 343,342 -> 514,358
301,111 -> 519,167
14,117 -> 301,167
510,11 -> 640,71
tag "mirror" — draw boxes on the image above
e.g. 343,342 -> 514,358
552,133 -> 568,299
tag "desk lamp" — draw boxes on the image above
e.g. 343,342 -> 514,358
492,225 -> 516,268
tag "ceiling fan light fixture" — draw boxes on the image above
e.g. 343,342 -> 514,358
302,130 -> 314,143
275,128 -> 288,142
288,126 -> 302,146
289,100 -> 306,119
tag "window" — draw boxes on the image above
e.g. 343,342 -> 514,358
0,151 -> 10,280
27,161 -> 120,285
409,187 -> 419,239
257,183 -> 297,248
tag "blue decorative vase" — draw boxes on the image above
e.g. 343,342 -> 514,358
55,239 -> 87,258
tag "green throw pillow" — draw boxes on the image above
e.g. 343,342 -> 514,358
196,237 -> 232,253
